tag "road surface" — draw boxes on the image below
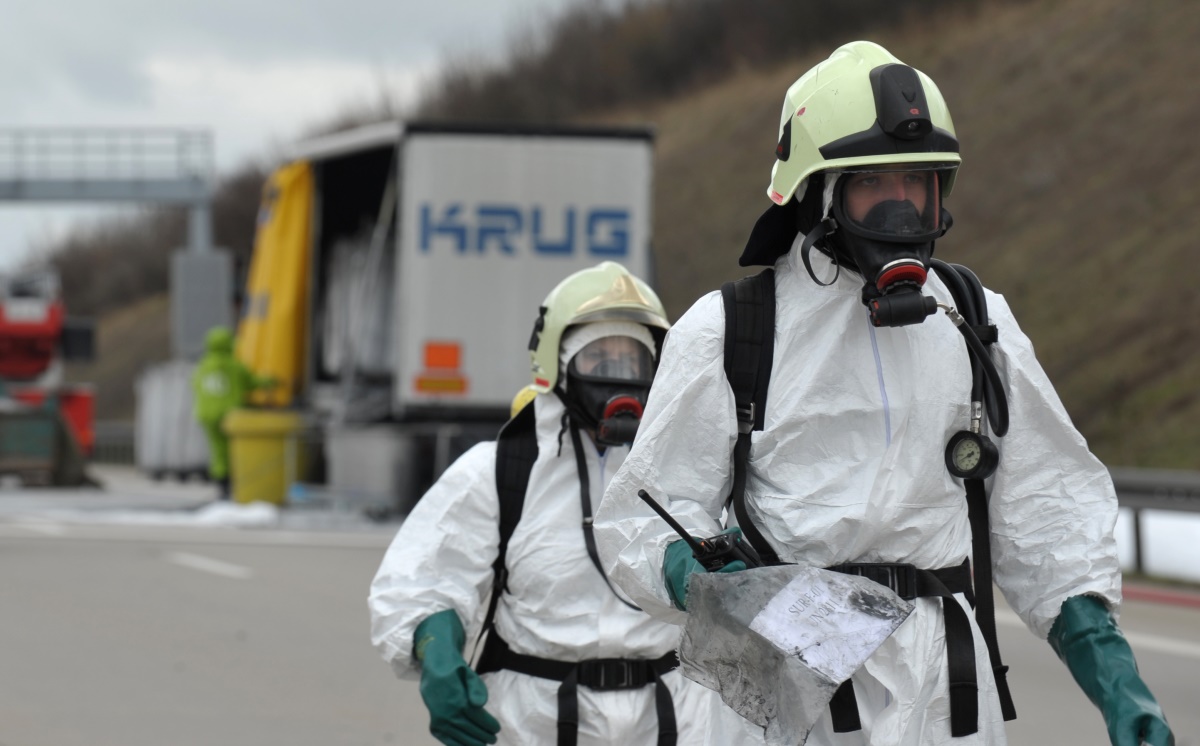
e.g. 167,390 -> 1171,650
1,518 -> 1196,745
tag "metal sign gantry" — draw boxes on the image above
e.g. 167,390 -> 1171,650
0,128 -> 215,252
0,128 -> 230,358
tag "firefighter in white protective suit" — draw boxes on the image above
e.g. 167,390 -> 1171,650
593,42 -> 1173,746
369,261 -> 755,746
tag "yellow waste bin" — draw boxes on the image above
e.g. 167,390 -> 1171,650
223,408 -> 307,506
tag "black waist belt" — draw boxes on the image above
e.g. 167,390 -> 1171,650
476,634 -> 678,746
824,559 -> 979,738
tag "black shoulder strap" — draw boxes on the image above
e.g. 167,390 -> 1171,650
719,268 -> 781,565
495,401 -> 539,565
473,400 -> 538,667
934,260 -> 1016,722
965,477 -> 1017,721
717,261 -> 1015,722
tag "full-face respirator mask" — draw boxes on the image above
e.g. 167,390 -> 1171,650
559,332 -> 655,447
800,165 -> 952,327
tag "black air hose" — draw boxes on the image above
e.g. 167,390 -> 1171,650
931,260 -> 1010,436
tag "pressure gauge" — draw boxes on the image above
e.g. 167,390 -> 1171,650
945,430 -> 999,480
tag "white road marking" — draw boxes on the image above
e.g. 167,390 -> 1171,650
0,523 -> 392,548
996,609 -> 1200,661
16,521 -> 67,536
166,552 -> 253,580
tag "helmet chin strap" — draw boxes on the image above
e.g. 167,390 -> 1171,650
799,176 -> 849,287
799,218 -> 841,287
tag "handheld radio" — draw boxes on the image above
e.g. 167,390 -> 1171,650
637,489 -> 764,570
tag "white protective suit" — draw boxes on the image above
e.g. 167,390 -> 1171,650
594,244 -> 1123,745
370,393 -> 756,745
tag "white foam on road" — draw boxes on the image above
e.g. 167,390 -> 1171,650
6,500 -> 282,529
15,521 -> 67,536
0,522 -> 394,548
166,552 -> 253,580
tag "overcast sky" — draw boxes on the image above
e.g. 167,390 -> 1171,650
0,0 -> 579,270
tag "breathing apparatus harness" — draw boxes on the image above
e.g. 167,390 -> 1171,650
474,395 -> 679,746
723,43 -> 1016,735
546,337 -> 655,610
930,260 -> 1009,476
718,259 -> 1016,737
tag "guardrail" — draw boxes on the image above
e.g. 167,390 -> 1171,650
94,421 -> 1200,500
88,420 -> 1198,567
1110,467 -> 1200,576
0,128 -> 212,181
92,421 -> 135,465
1110,467 -> 1200,512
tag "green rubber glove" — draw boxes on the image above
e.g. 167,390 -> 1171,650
663,527 -> 748,611
413,610 -> 500,746
1048,595 -> 1174,746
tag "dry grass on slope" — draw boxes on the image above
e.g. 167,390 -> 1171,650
599,0 -> 1200,466
63,294 -> 172,422
925,0 -> 1200,466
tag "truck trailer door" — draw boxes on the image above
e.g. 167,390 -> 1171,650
393,125 -> 654,420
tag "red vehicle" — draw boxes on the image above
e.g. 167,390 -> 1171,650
0,270 -> 66,381
0,269 -> 95,458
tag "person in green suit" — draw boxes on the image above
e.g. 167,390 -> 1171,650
192,326 -> 275,498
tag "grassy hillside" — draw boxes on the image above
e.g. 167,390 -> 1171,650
64,294 -> 172,420
71,0 -> 1199,468
592,0 -> 1199,468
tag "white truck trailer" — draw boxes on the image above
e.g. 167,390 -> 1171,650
242,121 -> 656,512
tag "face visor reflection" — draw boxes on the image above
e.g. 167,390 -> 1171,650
569,336 -> 653,382
838,167 -> 942,239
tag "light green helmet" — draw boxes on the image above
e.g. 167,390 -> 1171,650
528,261 -> 669,393
205,325 -> 234,354
767,40 -> 960,207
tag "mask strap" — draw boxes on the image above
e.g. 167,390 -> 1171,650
568,420 -> 641,611
940,207 -> 954,236
552,387 -> 574,457
800,218 -> 840,287
554,382 -> 603,455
